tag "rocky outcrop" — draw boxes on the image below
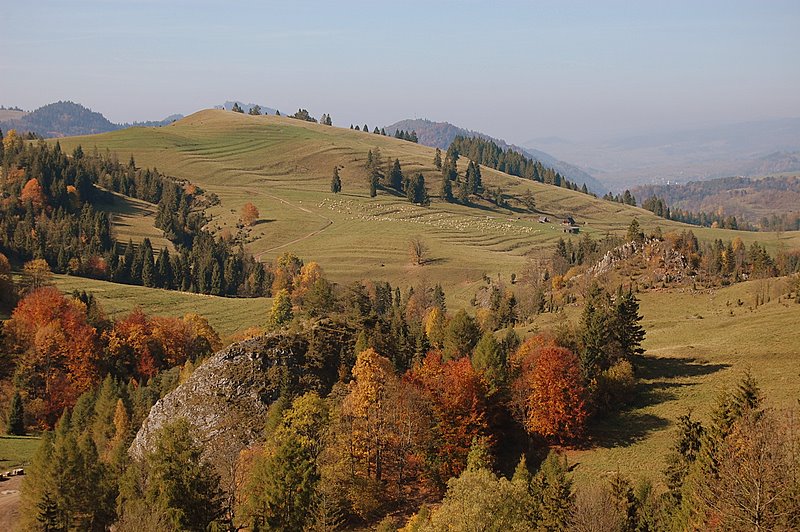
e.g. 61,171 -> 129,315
130,320 -> 355,462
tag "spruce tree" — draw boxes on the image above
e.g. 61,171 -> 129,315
613,289 -> 645,359
140,239 -> 155,287
389,158 -> 404,191
7,391 -> 24,435
440,175 -> 453,202
330,166 -> 342,193
533,451 -> 573,530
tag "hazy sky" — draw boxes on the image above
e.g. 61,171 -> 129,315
3,0 -> 799,144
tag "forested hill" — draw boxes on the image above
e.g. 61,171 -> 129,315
385,118 -> 606,194
0,101 -> 181,138
633,175 -> 800,231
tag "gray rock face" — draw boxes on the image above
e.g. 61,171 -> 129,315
130,336 -> 279,461
130,321 -> 355,462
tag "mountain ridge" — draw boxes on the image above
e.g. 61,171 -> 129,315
0,101 -> 182,138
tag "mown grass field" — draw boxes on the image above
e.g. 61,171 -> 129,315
51,274 -> 270,338
54,110 -> 800,307
0,436 -> 40,470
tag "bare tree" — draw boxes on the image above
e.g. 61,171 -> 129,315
409,236 -> 428,265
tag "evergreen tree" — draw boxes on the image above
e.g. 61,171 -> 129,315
330,166 -> 342,193
533,451 -> 573,531
388,158 -> 404,191
140,239 -> 155,288
433,148 -> 442,170
613,289 -> 646,359
7,391 -> 25,435
248,105 -> 262,116
248,434 -> 318,531
369,171 -> 378,197
440,175 -> 453,202
231,103 -> 244,113
119,418 -> 223,531
210,261 -> 223,296
155,248 -> 173,290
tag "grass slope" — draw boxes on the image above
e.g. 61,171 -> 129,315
50,274 -> 270,338
529,277 -> 800,485
54,110 -> 800,305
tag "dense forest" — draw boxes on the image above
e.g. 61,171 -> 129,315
0,130 -> 273,297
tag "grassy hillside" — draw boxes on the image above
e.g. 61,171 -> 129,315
50,274 -> 270,338
54,110 -> 800,305
525,277 -> 800,485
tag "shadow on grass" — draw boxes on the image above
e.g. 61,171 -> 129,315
634,355 -> 731,408
251,219 -> 276,226
583,356 -> 731,450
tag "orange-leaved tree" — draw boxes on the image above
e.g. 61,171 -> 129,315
4,287 -> 100,426
511,339 -> 587,443
241,202 -> 260,226
407,351 -> 491,481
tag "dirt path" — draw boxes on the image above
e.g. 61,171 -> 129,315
248,189 -> 334,258
0,475 -> 23,531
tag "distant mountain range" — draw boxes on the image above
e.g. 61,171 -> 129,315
0,101 -> 182,138
384,118 -> 607,194
527,118 -> 800,190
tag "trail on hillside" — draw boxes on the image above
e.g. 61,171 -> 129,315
247,189 -> 334,258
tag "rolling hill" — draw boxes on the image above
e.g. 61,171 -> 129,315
385,118 -> 607,194
51,109 -> 800,305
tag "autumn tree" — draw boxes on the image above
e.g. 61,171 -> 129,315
5,287 -> 100,426
407,352 -> 492,482
511,342 -> 587,442
409,236 -> 428,265
241,202 -> 260,226
20,178 -> 46,210
270,289 -> 293,326
23,259 -> 53,290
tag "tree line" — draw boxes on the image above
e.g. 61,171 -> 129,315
0,134 -> 275,297
447,135 -> 593,196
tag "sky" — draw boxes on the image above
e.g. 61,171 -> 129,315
2,0 -> 799,144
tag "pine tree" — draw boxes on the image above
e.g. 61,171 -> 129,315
440,175 -> 453,202
7,391 -> 24,435
534,451 -> 573,530
140,239 -> 155,287
210,261 -> 223,296
330,166 -> 342,193
388,158 -> 403,191
471,333 -> 506,393
613,289 -> 646,359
